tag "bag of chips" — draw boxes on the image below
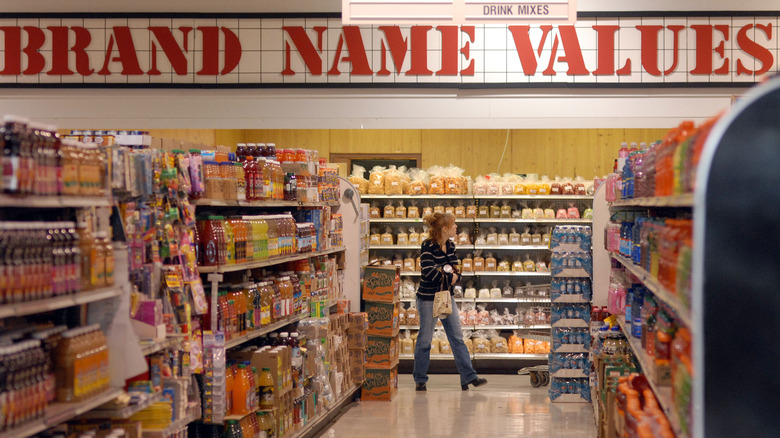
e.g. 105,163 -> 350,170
401,330 -> 414,354
368,165 -> 386,194
406,301 -> 420,325
463,330 -> 474,353
384,165 -> 404,195
436,329 -> 452,354
380,227 -> 394,245
349,164 -> 369,194
406,168 -> 429,195
472,331 -> 490,353
488,331 -> 508,353
397,230 -> 409,246
509,331 -> 525,354
427,165 -> 446,195
407,202 -> 420,219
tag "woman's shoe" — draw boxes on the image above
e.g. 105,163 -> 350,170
461,377 -> 488,391
416,382 -> 427,391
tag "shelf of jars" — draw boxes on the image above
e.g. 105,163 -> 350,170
0,284 -> 124,319
0,194 -> 113,208
611,253 -> 692,328
0,388 -> 123,438
616,316 -> 686,438
608,194 -> 694,208
198,246 -> 346,274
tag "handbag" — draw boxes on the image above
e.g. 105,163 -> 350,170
432,269 -> 453,318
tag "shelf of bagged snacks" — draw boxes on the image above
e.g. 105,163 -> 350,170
0,193 -> 114,208
78,392 -> 164,420
399,271 -> 475,277
616,316 -> 686,438
0,388 -> 123,438
400,298 -> 549,304
361,194 -> 592,201
290,384 -> 360,438
399,353 -> 547,360
474,218 -> 593,224
198,246 -> 346,274
608,194 -> 693,208
398,271 -> 550,278
361,194 -> 473,200
0,284 -> 124,319
225,314 -> 307,350
611,253 -> 692,328
368,218 -> 474,223
141,403 -> 201,438
138,337 -> 181,356
191,199 -> 339,208
400,324 -> 551,331
474,245 -> 549,251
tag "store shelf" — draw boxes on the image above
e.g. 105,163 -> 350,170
400,325 -> 420,330
609,194 -> 693,208
361,195 -> 472,200
611,253 -> 691,328
473,353 -> 548,360
0,194 -> 113,209
617,316 -> 686,438
476,298 -> 552,303
225,314 -> 306,349
198,246 -> 346,273
473,218 -> 592,224
79,392 -> 163,420
0,388 -> 122,438
141,404 -> 201,438
192,199 -> 338,208
399,353 -> 453,360
0,285 -> 124,319
473,272 -> 551,277
138,338 -> 180,356
399,271 -> 475,277
476,195 -> 593,201
400,324 -> 550,331
369,245 -> 420,250
289,384 -> 359,438
474,245 -> 549,251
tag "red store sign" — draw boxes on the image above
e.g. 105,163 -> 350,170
0,14 -> 775,87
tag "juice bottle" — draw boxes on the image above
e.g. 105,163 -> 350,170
248,365 -> 259,410
223,219 -> 235,265
225,364 -> 235,415
232,364 -> 251,416
93,232 -> 107,287
270,280 -> 282,322
198,217 -> 219,266
235,161 -> 246,202
103,235 -> 114,286
259,282 -> 272,326
55,329 -> 78,402
266,216 -> 278,258
244,218 -> 255,262
261,158 -> 272,200
236,143 -> 248,162
244,156 -> 256,201
258,367 -> 274,409
76,222 -> 95,291
257,217 -> 268,259
215,217 -> 228,266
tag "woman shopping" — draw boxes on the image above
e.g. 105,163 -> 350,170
413,212 -> 488,391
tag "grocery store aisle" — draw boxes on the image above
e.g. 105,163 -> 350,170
316,374 -> 597,438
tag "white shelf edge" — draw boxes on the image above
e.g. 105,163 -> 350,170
611,253 -> 692,328
78,392 -> 164,420
0,285 -> 123,319
608,194 -> 694,208
193,199 -> 338,208
141,404 -> 201,437
225,314 -> 306,349
138,338 -> 180,356
474,245 -> 549,250
198,246 -> 345,273
400,353 -> 547,360
361,195 -> 593,200
0,194 -> 113,208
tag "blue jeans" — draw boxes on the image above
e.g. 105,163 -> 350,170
413,295 -> 478,386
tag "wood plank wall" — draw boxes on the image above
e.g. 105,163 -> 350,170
147,128 -> 670,178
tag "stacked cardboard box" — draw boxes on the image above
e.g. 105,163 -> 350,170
361,266 -> 401,401
347,312 -> 369,385
327,313 -> 352,397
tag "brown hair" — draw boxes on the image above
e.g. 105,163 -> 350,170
423,212 -> 455,243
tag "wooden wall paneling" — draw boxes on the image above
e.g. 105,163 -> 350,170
146,129 -> 216,146
329,129 -> 422,156
215,129 -> 247,149
420,130 -> 468,173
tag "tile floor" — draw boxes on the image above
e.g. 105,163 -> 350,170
316,374 -> 597,438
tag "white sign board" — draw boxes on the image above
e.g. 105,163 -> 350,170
342,0 -> 577,25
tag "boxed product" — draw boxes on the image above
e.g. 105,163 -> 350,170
347,331 -> 368,349
362,364 -> 398,401
348,312 -> 369,332
231,347 -> 290,396
348,348 -> 367,366
350,362 -> 365,384
364,301 -> 400,337
365,335 -> 399,368
362,266 -> 400,303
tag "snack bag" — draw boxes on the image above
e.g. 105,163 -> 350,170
407,168 -> 429,195
380,227 -> 394,245
490,309 -> 503,326
458,229 -> 471,246
406,301 -> 420,325
475,233 -> 487,246
463,330 -> 474,353
473,253 -> 485,271
583,208 -> 594,219
368,165 -> 386,194
490,203 -> 501,218
370,231 -> 381,246
477,305 -> 491,325
444,165 -> 466,195
370,203 -> 381,219
397,230 -> 409,246
523,255 -> 536,272
466,204 -> 478,218
403,255 -> 416,272
514,177 -> 527,195
502,280 -> 514,297
531,231 -> 542,246
478,204 -> 490,218
464,285 -> 477,299
454,202 -> 466,218
526,175 -> 539,195
574,176 -> 587,196
422,205 -> 433,217
498,260 -> 510,271
567,203 -> 581,219
562,178 -> 575,195
503,308 -> 516,325
349,164 -> 369,194
485,253 -> 497,271
538,175 -> 551,195
521,228 -> 532,245
433,204 -> 445,214
533,206 -> 545,219
500,201 -> 512,218
498,231 -> 509,246
384,203 -> 395,218
490,280 -> 502,298
384,165 -> 404,195
420,230 -> 429,241
401,330 -> 414,354
393,256 -> 403,270
445,205 -> 455,215
486,228 -> 498,245
550,176 -> 562,195
401,279 -> 416,298
399,307 -> 407,326
466,304 -> 479,325
556,208 -> 568,219
489,331 -> 508,353
509,331 -> 525,354
521,206 -> 533,219
430,335 -> 441,354
408,228 -> 421,245
437,329 -> 452,354
544,208 -> 556,219
502,173 -> 517,195
461,255 -> 473,272
512,257 -> 524,272
536,259 -> 549,272
408,202 -> 420,219
509,228 -> 521,245
396,202 -> 407,218
473,331 -> 490,353
427,165 -> 446,195
474,175 -> 488,195
478,288 -> 491,299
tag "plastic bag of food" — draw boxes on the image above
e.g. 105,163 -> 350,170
399,165 -> 411,194
403,255 -> 416,272
490,280 -> 502,299
433,204 -> 445,214
401,279 -> 416,298
401,329 -> 414,354
430,335 -> 441,354
408,202 -> 420,219
473,253 -> 485,271
490,203 -> 501,218
531,231 -> 542,246
539,341 -> 551,354
466,204 -> 478,218
395,201 -> 407,218
486,173 -> 500,195
543,228 -> 551,246
574,175 -> 587,196
380,227 -> 394,245
416,257 -> 422,271
498,231 -> 509,245
525,175 -> 539,195
399,307 -> 407,326
477,305 -> 491,325
427,165 -> 446,195
464,285 -> 477,299
502,173 -> 517,195
536,259 -> 549,272
567,203 -> 581,219
478,288 -> 491,299
463,330 -> 474,353
485,253 -> 497,271
445,206 -> 455,216
503,308 -> 517,325
533,205 -> 545,219
474,175 -> 489,195
393,256 -> 403,270
397,230 -> 409,246
408,228 -> 420,245
502,280 -> 513,297
562,178 -> 575,195
523,255 -> 536,272
489,331 -> 508,353
457,229 -> 471,246
370,203 -> 381,219
406,168 -> 429,195
420,230 -> 429,241
550,176 -> 563,195
583,208 -> 594,219
384,165 -> 403,195
472,331 -> 490,353
500,201 -> 512,218
490,309 -> 503,325
454,202 -> 466,218
509,331 -> 525,354
521,206 -> 533,219
444,165 -> 466,194
544,208 -> 555,219
556,208 -> 568,219
498,260 -> 510,271
514,177 -> 527,195
349,164 -> 369,194
465,303 -> 478,325
475,233 -> 487,246
486,228 -> 498,245
521,228 -> 532,245
406,301 -> 420,325
509,228 -> 521,245
538,175 -> 551,195
461,255 -> 473,272
453,284 -> 463,298
370,229 -> 381,246
369,165 -> 386,194
437,329 -> 452,354
384,203 -> 395,218
512,257 -> 524,272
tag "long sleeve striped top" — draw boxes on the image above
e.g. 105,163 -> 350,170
416,239 -> 460,301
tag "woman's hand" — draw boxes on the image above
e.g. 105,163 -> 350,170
452,273 -> 459,284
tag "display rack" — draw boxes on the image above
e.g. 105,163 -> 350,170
198,246 -> 346,273
0,388 -> 123,438
141,404 -> 201,438
138,338 -> 181,356
0,285 -> 124,319
225,314 -> 307,349
290,384 -> 360,438
78,392 -> 164,420
192,199 -> 339,208
609,194 -> 693,208
616,317 -> 685,437
0,194 -> 113,208
610,253 -> 692,327
399,353 -> 547,360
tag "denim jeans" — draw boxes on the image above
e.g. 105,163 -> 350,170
412,295 -> 478,386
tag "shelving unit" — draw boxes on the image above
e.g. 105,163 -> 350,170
141,404 -> 201,438
474,245 -> 549,251
400,324 -> 551,331
78,392 -> 164,420
0,388 -> 123,438
609,194 -> 693,208
399,353 -> 547,360
198,246 -> 346,273
192,199 -> 339,208
289,384 -> 360,438
617,317 -> 685,437
611,253 -> 692,327
0,194 -> 113,208
139,338 -> 181,356
0,285 -> 124,319
225,314 -> 307,349
473,272 -> 551,277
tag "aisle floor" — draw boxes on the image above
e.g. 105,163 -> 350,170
317,374 -> 597,438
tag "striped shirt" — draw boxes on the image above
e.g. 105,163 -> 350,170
417,239 -> 459,301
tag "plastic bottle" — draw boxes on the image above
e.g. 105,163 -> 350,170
232,364 -> 252,416
244,156 -> 256,201
259,367 -> 274,409
260,157 -> 272,201
76,222 -> 95,291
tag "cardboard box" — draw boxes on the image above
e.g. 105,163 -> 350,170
348,348 -> 366,366
361,364 -> 398,401
350,362 -> 365,383
231,347 -> 289,396
348,312 -> 369,332
337,299 -> 351,314
347,331 -> 368,349
366,335 -> 398,368
364,301 -> 400,337
362,266 -> 399,303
